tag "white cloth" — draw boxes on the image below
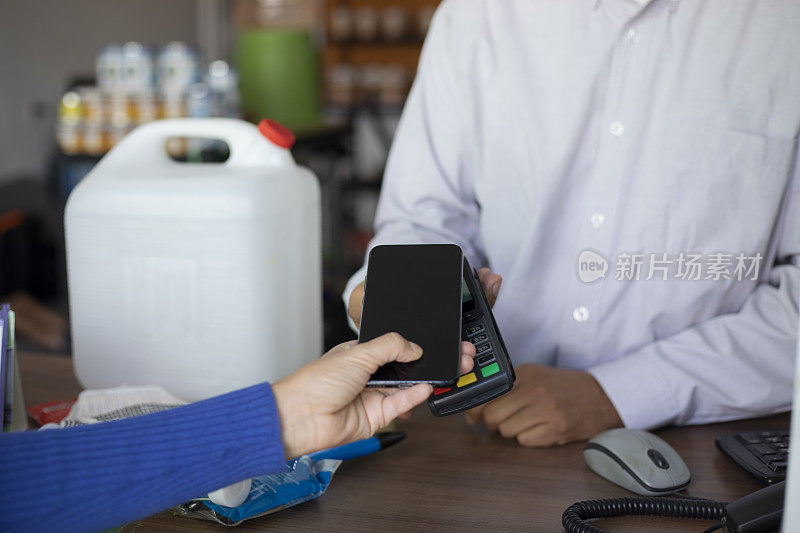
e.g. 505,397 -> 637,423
343,0 -> 800,430
50,386 -> 185,428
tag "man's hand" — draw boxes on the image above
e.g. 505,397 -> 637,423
465,363 -> 623,447
475,267 -> 503,308
274,333 -> 477,458
347,266 -> 503,329
347,281 -> 366,329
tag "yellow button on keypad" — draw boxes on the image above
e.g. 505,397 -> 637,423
456,372 -> 477,388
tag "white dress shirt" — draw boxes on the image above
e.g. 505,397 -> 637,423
343,0 -> 800,430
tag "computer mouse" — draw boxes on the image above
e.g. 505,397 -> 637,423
583,428 -> 691,496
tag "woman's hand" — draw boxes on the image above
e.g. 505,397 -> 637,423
273,333 -> 476,457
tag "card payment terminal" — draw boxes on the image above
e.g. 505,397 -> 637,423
427,258 -> 516,416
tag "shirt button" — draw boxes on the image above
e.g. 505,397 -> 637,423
609,121 -> 625,137
590,213 -> 605,229
626,29 -> 639,42
573,306 -> 590,323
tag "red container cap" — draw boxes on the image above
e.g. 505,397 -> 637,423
258,118 -> 296,149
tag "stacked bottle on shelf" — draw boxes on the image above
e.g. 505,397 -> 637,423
324,5 -> 436,110
57,42 -> 240,157
326,62 -> 410,109
329,5 -> 435,44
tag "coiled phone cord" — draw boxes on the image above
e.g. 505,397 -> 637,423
561,496 -> 727,533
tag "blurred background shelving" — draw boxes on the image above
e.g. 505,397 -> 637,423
0,0 -> 440,352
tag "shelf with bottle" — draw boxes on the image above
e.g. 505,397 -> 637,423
322,1 -> 440,112
56,42 -> 240,158
327,2 -> 436,45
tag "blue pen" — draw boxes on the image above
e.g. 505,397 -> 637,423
306,431 -> 406,462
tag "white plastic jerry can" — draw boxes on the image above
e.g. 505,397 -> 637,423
65,118 -> 322,401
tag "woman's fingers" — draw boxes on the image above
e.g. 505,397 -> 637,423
324,339 -> 358,357
379,384 -> 433,422
350,332 -> 423,372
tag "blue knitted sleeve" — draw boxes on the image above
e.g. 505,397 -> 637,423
0,383 -> 287,533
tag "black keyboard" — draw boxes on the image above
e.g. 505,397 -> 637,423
715,429 -> 789,485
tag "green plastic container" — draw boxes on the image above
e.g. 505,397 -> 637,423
236,29 -> 321,130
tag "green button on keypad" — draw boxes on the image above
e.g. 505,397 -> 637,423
481,362 -> 500,377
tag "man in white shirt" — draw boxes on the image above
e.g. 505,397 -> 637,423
344,0 -> 800,446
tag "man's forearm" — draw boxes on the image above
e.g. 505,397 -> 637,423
590,264 -> 798,429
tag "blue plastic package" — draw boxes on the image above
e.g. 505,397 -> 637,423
175,456 -> 341,526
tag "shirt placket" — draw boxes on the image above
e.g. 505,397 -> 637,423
556,7 -> 658,368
